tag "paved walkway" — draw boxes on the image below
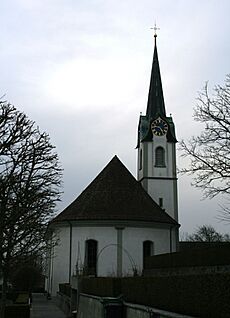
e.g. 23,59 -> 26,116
31,293 -> 67,318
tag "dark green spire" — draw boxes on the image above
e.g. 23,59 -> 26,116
146,35 -> 166,120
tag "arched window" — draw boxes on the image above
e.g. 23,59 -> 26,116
155,146 -> 165,167
143,240 -> 154,269
85,239 -> 98,276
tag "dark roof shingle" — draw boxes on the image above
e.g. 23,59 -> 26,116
52,156 -> 178,225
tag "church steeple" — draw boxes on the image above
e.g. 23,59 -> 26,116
146,34 -> 166,120
137,32 -> 178,222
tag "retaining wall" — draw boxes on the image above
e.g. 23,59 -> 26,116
76,294 -> 195,318
77,294 -> 104,318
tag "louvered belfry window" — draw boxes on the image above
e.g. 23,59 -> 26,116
155,146 -> 165,167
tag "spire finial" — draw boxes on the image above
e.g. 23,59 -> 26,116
151,22 -> 160,44
147,21 -> 166,120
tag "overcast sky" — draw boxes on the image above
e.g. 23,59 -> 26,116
1,0 -> 230,235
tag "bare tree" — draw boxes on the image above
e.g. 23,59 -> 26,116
186,225 -> 230,242
0,102 -> 62,317
180,74 -> 230,217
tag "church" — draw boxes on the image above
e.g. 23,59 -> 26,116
46,33 -> 180,296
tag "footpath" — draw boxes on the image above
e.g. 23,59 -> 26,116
30,293 -> 67,318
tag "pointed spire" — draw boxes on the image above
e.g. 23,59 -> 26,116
146,32 -> 166,120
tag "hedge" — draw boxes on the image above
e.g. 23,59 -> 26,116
145,245 -> 230,269
79,274 -> 230,318
5,304 -> 30,318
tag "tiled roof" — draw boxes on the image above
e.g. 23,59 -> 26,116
52,156 -> 178,225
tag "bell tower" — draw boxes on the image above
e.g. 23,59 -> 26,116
137,32 -> 178,221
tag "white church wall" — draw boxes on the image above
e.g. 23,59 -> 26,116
147,179 -> 177,220
122,227 -> 171,275
140,139 -> 178,220
137,143 -> 144,181
150,139 -> 175,178
70,226 -> 117,277
138,138 -> 178,221
50,225 -> 118,295
49,223 -> 176,295
171,227 -> 179,251
52,226 -> 70,295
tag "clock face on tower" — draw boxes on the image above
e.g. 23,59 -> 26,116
151,117 -> 168,136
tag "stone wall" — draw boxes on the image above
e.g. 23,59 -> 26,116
56,292 -> 71,316
78,275 -> 230,317
75,294 -> 195,318
77,294 -> 103,318
125,303 -> 194,318
144,264 -> 230,276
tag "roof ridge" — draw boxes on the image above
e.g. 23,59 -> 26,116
52,156 -> 178,225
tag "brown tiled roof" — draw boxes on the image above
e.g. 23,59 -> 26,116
52,156 -> 178,225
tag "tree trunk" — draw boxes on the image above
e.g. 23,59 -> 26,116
0,272 -> 8,318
